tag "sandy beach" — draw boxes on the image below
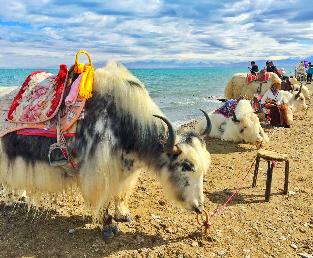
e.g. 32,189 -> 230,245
0,83 -> 312,258
1,0 -> 313,256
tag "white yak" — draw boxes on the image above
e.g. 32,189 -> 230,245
280,89 -> 308,113
224,72 -> 282,99
288,77 -> 310,100
194,99 -> 269,145
0,62 -> 212,238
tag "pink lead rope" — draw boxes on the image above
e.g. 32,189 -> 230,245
197,159 -> 256,234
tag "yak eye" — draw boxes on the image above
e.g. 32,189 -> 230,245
240,127 -> 246,133
181,160 -> 194,172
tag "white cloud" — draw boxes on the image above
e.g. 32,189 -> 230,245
100,0 -> 162,14
0,0 -> 313,67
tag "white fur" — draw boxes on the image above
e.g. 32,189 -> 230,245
0,62 -> 211,223
158,136 -> 210,210
292,84 -> 310,100
224,72 -> 282,99
0,86 -> 18,96
93,62 -> 164,127
194,100 -> 269,145
280,91 -> 308,113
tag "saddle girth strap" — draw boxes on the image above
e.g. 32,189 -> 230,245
48,112 -> 77,170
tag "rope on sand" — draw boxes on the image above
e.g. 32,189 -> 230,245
197,158 -> 256,234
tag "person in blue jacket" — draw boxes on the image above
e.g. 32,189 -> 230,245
307,62 -> 313,83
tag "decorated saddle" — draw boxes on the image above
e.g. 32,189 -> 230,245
247,72 -> 270,83
7,65 -> 67,123
214,99 -> 238,118
0,80 -> 85,138
0,49 -> 94,169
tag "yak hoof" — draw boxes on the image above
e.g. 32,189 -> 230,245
115,215 -> 133,223
102,224 -> 119,239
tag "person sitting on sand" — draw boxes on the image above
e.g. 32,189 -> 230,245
260,82 -> 285,127
249,61 -> 259,75
261,82 -> 283,106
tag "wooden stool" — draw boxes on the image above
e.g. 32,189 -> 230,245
252,149 -> 289,201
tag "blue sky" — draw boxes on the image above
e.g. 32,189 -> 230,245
0,0 -> 312,68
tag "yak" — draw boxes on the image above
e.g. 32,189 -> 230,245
224,72 -> 282,100
0,62 -> 212,238
193,99 -> 269,145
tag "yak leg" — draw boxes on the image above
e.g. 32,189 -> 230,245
102,207 -> 119,239
114,170 -> 141,222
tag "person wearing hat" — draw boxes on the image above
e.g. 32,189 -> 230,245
260,81 -> 284,127
260,81 -> 282,107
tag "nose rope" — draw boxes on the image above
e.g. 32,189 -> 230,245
196,210 -> 211,234
196,158 -> 256,234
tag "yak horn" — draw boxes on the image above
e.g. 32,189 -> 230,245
295,83 -> 302,98
232,110 -> 240,123
153,115 -> 179,154
200,109 -> 212,135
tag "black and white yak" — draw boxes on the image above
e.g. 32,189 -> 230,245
0,62 -> 212,238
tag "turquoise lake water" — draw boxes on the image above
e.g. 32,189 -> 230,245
0,66 -> 295,125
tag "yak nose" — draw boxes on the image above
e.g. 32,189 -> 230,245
255,138 -> 263,149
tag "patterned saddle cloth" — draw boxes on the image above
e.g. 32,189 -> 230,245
214,99 -> 238,118
247,72 -> 270,83
0,89 -> 85,138
0,65 -> 86,138
8,64 -> 68,123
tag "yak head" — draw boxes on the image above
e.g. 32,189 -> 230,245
289,85 -> 308,112
154,111 -> 211,214
232,100 -> 269,145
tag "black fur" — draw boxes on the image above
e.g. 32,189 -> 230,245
1,91 -> 165,168
181,131 -> 202,145
121,154 -> 135,171
2,134 -> 62,165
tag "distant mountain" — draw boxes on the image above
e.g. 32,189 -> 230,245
97,60 -> 217,69
121,56 -> 313,69
2,56 -> 312,70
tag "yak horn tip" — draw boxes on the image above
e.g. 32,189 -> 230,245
153,114 -> 177,155
199,109 -> 212,135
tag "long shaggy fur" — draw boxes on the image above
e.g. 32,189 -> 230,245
0,62 -> 211,222
194,100 -> 269,144
280,91 -> 307,113
224,72 -> 282,99
0,62 -> 165,220
0,86 -> 18,96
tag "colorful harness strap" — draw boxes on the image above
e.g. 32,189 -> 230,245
74,50 -> 94,100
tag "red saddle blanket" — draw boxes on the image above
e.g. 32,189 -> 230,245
0,89 -> 85,138
8,64 -> 67,123
247,72 -> 270,83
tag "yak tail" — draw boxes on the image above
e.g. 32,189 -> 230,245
224,77 -> 234,99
